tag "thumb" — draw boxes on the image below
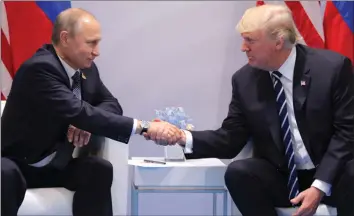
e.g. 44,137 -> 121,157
67,125 -> 75,142
143,132 -> 151,140
290,192 -> 304,205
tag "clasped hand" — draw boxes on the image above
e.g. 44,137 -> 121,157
67,125 -> 91,147
142,121 -> 184,145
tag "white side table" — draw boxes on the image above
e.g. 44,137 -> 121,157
128,157 -> 229,216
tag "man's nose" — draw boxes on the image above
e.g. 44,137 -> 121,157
241,41 -> 249,52
92,45 -> 100,57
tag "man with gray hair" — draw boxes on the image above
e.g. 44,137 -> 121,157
1,8 -> 182,216
172,4 -> 354,216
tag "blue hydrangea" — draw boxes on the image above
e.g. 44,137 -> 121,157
155,107 -> 194,130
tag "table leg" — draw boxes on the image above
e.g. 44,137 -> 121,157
131,184 -> 138,216
213,192 -> 217,216
223,191 -> 228,216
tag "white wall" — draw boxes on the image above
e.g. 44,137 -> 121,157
72,1 -> 255,215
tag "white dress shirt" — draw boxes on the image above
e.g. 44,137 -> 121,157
30,56 -> 138,167
184,46 -> 332,196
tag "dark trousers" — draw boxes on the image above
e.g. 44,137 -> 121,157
1,156 -> 113,216
224,158 -> 354,216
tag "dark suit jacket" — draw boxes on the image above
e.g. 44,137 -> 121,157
186,44 -> 354,186
1,44 -> 134,164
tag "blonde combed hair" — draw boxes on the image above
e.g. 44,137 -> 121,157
236,4 -> 301,47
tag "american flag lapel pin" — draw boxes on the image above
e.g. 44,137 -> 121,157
301,80 -> 306,86
82,73 -> 86,80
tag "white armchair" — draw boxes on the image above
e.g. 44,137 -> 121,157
230,142 -> 337,216
1,100 -> 129,216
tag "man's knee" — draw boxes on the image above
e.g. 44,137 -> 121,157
344,160 -> 354,191
1,158 -> 27,189
1,158 -> 27,206
84,157 -> 113,187
345,160 -> 354,179
224,159 -> 251,186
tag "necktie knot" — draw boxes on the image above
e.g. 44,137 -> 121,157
72,71 -> 81,84
272,71 -> 282,80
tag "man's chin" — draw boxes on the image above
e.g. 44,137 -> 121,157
82,62 -> 92,69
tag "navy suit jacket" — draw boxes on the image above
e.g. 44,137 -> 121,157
2,44 -> 134,164
187,44 -> 354,186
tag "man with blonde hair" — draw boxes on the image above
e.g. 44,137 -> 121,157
173,4 -> 354,216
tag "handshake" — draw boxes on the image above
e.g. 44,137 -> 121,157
136,120 -> 187,146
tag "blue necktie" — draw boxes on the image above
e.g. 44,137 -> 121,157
271,71 -> 299,200
72,71 -> 82,99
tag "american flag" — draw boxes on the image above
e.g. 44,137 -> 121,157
256,1 -> 353,62
1,1 -> 71,100
1,1 -> 353,100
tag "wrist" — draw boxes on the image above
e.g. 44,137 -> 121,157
311,186 -> 325,197
178,130 -> 187,146
135,120 -> 142,134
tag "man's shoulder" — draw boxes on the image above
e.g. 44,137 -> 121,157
18,44 -> 62,74
300,44 -> 350,71
231,64 -> 255,83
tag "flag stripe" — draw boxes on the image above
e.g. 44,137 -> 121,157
1,60 -> 13,97
35,1 -> 71,23
1,30 -> 14,78
1,2 -> 10,43
300,1 -> 324,40
332,1 -> 354,33
285,1 -> 324,48
4,2 -> 54,72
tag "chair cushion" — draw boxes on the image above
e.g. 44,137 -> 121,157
18,188 -> 74,215
276,204 -> 337,216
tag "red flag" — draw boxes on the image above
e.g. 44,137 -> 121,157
1,1 -> 71,100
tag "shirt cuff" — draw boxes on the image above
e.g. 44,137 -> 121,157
182,130 -> 193,153
131,119 -> 138,136
311,179 -> 332,196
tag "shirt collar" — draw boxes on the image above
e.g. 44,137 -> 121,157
57,55 -> 78,80
271,46 -> 296,81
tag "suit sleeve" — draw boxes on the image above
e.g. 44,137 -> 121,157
92,63 -> 123,115
314,57 -> 354,184
26,62 -> 134,144
186,73 -> 250,159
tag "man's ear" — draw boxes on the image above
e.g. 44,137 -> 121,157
60,31 -> 70,47
275,36 -> 285,50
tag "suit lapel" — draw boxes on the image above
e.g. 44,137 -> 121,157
256,70 -> 284,153
293,45 -> 311,111
292,45 -> 312,156
45,44 -> 71,88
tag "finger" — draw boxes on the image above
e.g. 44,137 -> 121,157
162,128 -> 171,144
291,192 -> 304,205
293,206 -> 311,216
143,132 -> 151,140
155,123 -> 165,141
148,128 -> 157,141
171,130 -> 182,144
77,130 -> 87,147
169,131 -> 178,145
67,125 -> 75,142
73,128 -> 81,146
84,132 -> 91,145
